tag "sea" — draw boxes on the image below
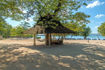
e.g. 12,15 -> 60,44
37,34 -> 105,40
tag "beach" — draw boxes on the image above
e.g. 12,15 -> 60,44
0,39 -> 105,70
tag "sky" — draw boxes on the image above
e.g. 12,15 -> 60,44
5,0 -> 105,34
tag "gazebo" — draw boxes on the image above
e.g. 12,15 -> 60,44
24,14 -> 75,46
24,24 -> 75,46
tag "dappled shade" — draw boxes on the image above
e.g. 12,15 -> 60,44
0,40 -> 105,70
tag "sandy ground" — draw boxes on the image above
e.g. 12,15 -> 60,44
0,39 -> 105,70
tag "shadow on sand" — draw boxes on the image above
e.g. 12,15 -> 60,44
0,43 -> 105,70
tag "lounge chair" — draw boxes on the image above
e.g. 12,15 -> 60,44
37,39 -> 45,42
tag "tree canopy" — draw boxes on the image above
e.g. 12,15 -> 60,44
21,0 -> 90,27
0,0 -> 23,20
80,27 -> 91,39
10,22 -> 31,37
0,17 -> 12,37
64,12 -> 90,32
0,0 -> 91,25
98,22 -> 105,36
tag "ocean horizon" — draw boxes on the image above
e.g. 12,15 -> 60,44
37,34 -> 105,40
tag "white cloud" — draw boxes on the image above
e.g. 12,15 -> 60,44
95,26 -> 99,29
22,10 -> 27,13
86,0 -> 105,8
95,14 -> 105,18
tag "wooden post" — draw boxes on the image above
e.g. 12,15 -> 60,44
88,39 -> 89,43
45,33 -> 51,46
33,34 -> 36,46
45,33 -> 48,45
49,33 -> 52,46
49,34 -> 50,46
61,34 -> 64,44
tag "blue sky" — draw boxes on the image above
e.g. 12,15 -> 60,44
79,0 -> 105,33
5,0 -> 105,34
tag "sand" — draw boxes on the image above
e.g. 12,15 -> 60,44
0,39 -> 105,70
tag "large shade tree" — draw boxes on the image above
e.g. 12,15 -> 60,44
19,0 -> 91,45
0,0 -> 91,45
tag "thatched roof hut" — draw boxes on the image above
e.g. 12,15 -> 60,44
24,14 -> 75,46
24,24 -> 75,46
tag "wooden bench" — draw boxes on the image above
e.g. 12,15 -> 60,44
51,40 -> 63,45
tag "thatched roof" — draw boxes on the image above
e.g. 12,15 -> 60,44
24,24 -> 75,34
23,25 -> 45,34
45,24 -> 75,33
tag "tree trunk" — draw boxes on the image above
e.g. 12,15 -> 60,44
33,34 -> 36,46
45,33 -> 51,45
61,36 -> 63,44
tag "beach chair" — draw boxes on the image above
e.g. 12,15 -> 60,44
51,39 -> 63,45
37,39 -> 45,42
